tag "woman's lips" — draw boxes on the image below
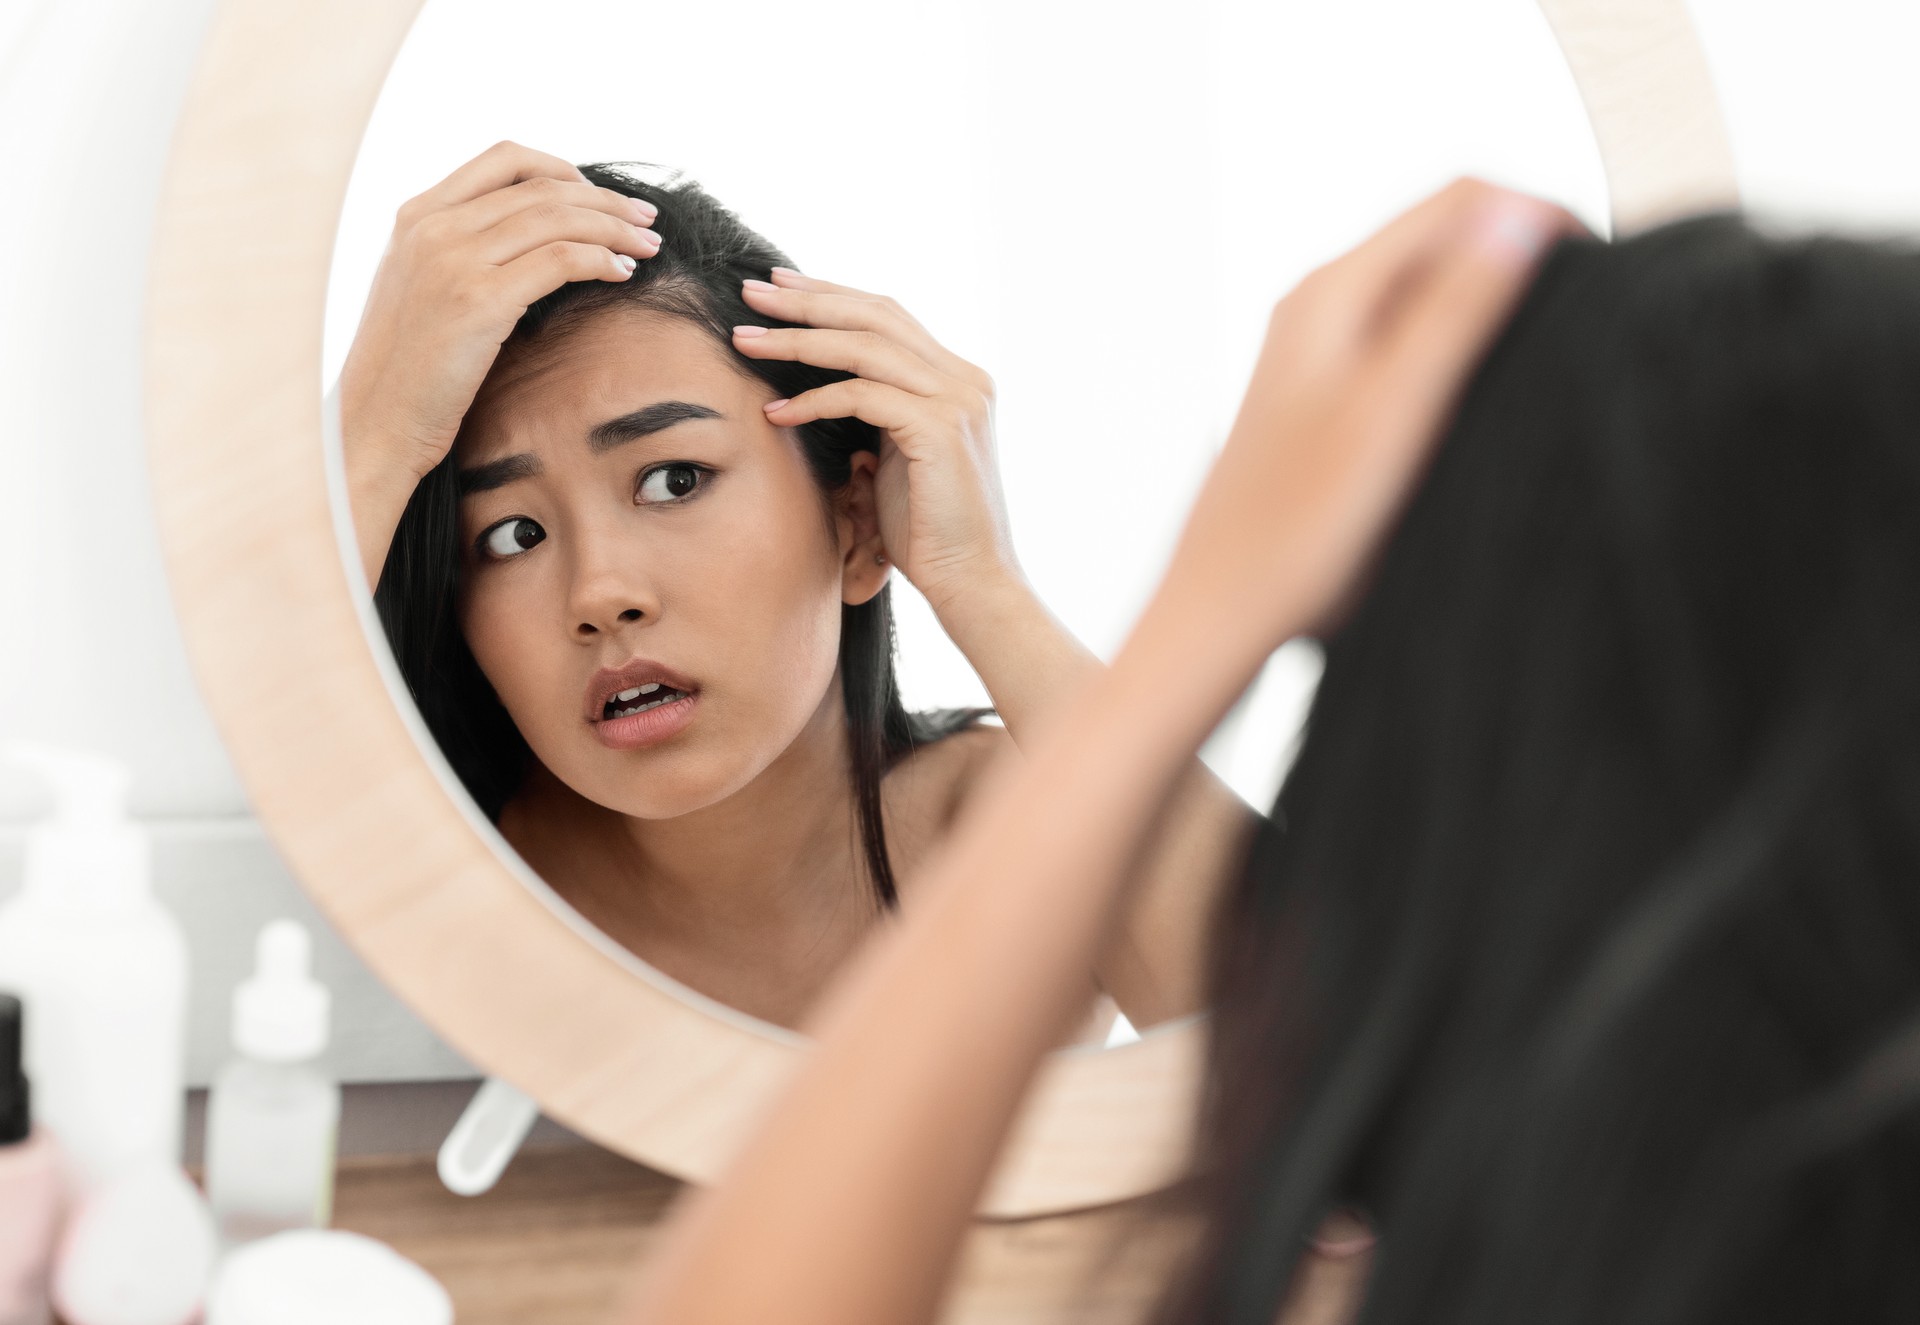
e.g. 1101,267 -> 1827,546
583,657 -> 701,722
593,690 -> 698,751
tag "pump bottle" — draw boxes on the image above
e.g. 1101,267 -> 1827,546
204,920 -> 341,1248
0,742 -> 188,1193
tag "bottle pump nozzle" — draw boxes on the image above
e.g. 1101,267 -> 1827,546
3,739 -> 147,909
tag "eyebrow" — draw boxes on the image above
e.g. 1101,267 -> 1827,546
456,400 -> 725,497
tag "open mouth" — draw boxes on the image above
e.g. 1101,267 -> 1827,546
601,683 -> 692,721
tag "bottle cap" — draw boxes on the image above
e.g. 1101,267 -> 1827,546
4,740 -> 150,911
233,921 -> 330,1063
0,993 -> 28,1145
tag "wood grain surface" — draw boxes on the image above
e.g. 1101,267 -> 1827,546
332,1146 -> 1202,1325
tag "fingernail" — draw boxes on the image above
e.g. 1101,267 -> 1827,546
1307,1210 -> 1375,1259
1309,1231 -> 1378,1259
771,266 -> 800,278
733,325 -> 769,338
616,255 -> 638,275
628,197 -> 658,221
635,228 -> 662,247
1475,197 -> 1552,263
763,398 -> 790,412
742,278 -> 779,293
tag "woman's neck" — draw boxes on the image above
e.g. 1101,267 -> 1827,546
498,684 -> 880,1027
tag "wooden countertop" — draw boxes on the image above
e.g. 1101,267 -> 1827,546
331,1145 -> 679,1323
330,1144 -> 1198,1324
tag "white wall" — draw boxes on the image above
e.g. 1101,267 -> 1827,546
0,0 -> 467,1085
0,0 -> 234,820
4,0 -> 1918,1080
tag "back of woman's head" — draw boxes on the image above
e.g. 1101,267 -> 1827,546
1174,215 -> 1920,1324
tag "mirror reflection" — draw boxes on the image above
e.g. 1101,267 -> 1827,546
341,154 -> 1249,1034
326,0 -> 1607,1032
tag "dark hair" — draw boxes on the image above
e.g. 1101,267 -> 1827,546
374,163 -> 985,908
1170,216 -> 1920,1323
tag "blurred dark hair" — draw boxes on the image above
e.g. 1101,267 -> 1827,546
1170,216 -> 1920,1323
374,163 -> 985,907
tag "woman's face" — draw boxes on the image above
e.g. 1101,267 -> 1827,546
453,306 -> 881,819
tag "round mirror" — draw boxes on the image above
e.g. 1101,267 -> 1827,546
322,0 -> 1615,1036
147,0 -> 1732,1221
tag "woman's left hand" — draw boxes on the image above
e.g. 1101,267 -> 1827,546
732,271 -> 1018,618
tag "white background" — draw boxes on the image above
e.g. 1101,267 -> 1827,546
3,0 -> 1918,1075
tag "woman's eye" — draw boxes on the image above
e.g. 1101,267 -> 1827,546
480,517 -> 545,559
637,463 -> 706,504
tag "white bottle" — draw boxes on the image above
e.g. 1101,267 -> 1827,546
204,921 -> 340,1248
0,741 -> 188,1193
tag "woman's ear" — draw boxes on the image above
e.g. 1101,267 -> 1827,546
837,450 -> 890,607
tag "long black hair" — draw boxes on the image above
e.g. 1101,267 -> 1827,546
374,163 -> 985,908
1169,216 -> 1920,1323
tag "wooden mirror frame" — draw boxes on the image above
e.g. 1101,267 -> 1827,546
144,0 -> 1734,1218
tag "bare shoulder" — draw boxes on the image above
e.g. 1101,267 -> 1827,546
884,721 -> 1012,826
879,722 -> 1015,881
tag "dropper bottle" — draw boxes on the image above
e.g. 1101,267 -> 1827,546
203,921 -> 341,1249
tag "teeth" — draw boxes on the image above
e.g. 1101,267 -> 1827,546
615,687 -> 642,702
638,682 -> 660,694
611,692 -> 679,719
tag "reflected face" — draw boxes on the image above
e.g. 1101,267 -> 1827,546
454,309 -> 863,819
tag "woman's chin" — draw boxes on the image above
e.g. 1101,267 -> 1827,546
564,748 -> 772,824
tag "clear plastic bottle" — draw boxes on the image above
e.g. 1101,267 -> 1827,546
0,741 -> 188,1194
203,921 -> 340,1249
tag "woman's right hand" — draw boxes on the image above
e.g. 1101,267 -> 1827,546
339,141 -> 662,580
1136,178 -> 1580,700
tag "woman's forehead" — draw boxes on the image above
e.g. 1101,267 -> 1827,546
460,309 -> 759,458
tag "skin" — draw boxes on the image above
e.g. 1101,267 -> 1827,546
340,141 -> 1254,1029
614,178 -> 1582,1325
450,310 -> 893,1021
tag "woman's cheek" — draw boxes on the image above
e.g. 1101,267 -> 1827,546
461,581 -> 550,736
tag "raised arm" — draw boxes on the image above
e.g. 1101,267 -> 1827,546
624,179 -> 1574,1325
730,269 -> 1254,1024
337,141 -> 664,588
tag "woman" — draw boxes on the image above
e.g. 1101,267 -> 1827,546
616,180 -> 1920,1324
339,143 -> 1250,1028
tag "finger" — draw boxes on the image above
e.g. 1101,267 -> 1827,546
748,276 -> 985,390
1293,179 -> 1571,354
764,377 -> 953,440
731,326 -> 948,397
1356,196 -> 1570,446
474,201 -> 661,267
491,240 -> 640,311
413,140 -> 589,210
766,266 -> 891,304
448,176 -> 657,234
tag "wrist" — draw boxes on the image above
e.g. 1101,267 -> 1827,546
1113,577 -> 1289,736
924,561 -> 1037,646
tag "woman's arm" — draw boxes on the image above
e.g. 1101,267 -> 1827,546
922,573 -> 1256,1025
337,141 -> 664,587
624,180 -> 1572,1325
732,272 -> 1255,1025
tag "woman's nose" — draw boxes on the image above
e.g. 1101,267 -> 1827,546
567,535 -> 661,638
